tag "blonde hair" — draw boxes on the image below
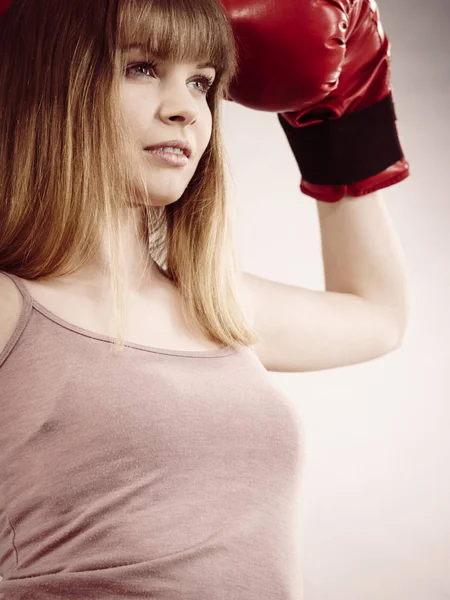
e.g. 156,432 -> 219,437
0,0 -> 260,353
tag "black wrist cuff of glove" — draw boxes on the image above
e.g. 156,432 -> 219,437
277,92 -> 404,186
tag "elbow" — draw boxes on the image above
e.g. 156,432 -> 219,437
386,320 -> 408,351
381,298 -> 410,351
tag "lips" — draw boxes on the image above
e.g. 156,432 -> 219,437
144,139 -> 192,159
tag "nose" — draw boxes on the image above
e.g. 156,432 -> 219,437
158,85 -> 199,126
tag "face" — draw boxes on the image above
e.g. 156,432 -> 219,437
120,47 -> 216,207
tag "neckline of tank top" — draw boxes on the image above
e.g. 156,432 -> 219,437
1,271 -> 239,359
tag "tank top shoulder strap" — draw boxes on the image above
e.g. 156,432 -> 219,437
1,270 -> 33,308
0,271 -> 34,366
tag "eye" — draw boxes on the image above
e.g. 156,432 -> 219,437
189,74 -> 215,95
125,61 -> 158,79
125,61 -> 215,95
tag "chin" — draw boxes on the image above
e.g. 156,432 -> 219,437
149,185 -> 187,204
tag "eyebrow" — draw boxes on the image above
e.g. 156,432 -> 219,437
123,44 -> 215,69
196,61 -> 215,69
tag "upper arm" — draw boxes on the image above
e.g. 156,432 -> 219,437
0,273 -> 23,357
240,271 -> 400,373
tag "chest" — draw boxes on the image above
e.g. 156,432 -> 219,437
22,278 -> 223,352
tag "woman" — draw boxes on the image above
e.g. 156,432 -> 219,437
0,0 -> 408,598
0,0 -> 304,598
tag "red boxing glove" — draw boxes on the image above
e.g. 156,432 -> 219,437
221,0 -> 410,202
0,0 -> 12,19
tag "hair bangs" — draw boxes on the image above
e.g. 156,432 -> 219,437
0,0 -> 259,353
116,0 -> 237,90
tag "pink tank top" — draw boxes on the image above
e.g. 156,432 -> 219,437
0,271 -> 304,599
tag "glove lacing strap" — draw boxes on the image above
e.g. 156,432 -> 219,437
278,92 -> 404,186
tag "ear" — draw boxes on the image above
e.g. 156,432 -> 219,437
0,0 -> 13,19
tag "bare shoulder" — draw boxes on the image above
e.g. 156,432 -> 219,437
0,272 -> 23,356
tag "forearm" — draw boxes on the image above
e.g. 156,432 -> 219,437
316,190 -> 410,339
